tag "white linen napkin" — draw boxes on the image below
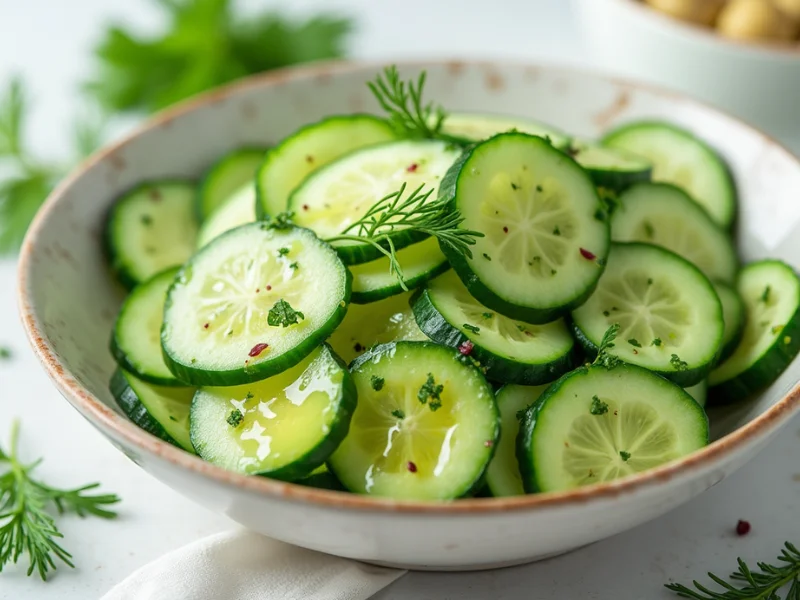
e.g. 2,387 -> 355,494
100,529 -> 406,600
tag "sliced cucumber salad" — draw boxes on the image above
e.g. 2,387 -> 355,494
102,65 -> 795,500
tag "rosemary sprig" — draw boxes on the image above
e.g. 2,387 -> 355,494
666,542 -> 800,599
325,182 -> 482,288
368,66 -> 451,141
0,420 -> 120,580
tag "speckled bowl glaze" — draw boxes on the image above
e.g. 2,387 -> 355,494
17,60 -> 800,570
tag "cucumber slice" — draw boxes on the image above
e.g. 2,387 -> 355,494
256,115 -> 396,218
197,147 -> 265,221
350,238 -> 449,304
328,342 -> 499,500
110,369 -> 195,452
110,267 -> 182,386
105,180 -> 198,289
713,280 -> 746,363
517,364 -> 709,493
440,112 -> 571,149
440,132 -> 610,323
196,183 -> 257,248
611,183 -> 738,283
709,260 -> 800,403
295,464 -> 346,491
290,139 -> 461,265
685,380 -> 708,408
571,242 -> 723,387
567,139 -> 652,193
412,271 -> 577,385
327,292 -> 428,364
162,223 -> 350,386
486,384 -> 547,497
602,121 -> 736,229
190,344 -> 356,480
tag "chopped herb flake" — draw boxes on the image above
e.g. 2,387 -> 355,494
651,338 -> 662,347
670,353 -> 689,371
510,182 -> 519,190
482,253 -> 492,261
628,338 -> 642,348
594,323 -> 622,369
391,409 -> 405,419
277,247 -> 290,256
553,225 -> 561,236
463,323 -> 480,334
643,221 -> 654,239
481,312 -> 493,319
370,375 -> 385,391
619,450 -> 631,462
289,261 -> 299,270
0,347 -> 11,361
226,409 -> 244,427
140,215 -> 153,226
647,278 -> 653,285
590,395 -> 609,415
603,310 -> 610,317
418,373 -> 444,411
762,285 -> 772,303
536,185 -> 543,192
268,299 -> 304,327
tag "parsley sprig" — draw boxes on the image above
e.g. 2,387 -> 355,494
267,299 -> 304,327
593,324 -> 622,369
0,421 -> 120,580
666,541 -> 799,599
326,182 -> 482,288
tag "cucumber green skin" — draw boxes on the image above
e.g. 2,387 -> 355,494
411,288 -> 579,385
189,344 -> 357,482
109,267 -> 183,387
255,114 -> 395,220
352,261 -> 450,304
110,369 -> 193,452
161,228 -> 352,386
582,164 -> 652,195
335,230 -> 429,266
196,147 -> 267,221
601,121 -> 738,230
103,179 -> 196,291
708,299 -> 800,406
347,341 -> 501,499
570,321 -> 716,389
439,138 -> 610,324
516,363 -> 708,493
297,468 -> 347,491
714,280 -> 746,364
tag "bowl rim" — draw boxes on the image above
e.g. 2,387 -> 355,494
17,58 -> 800,515
609,0 -> 800,58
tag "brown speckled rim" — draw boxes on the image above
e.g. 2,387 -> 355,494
616,0 -> 800,57
17,59 -> 800,514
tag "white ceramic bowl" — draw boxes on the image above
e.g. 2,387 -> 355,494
17,60 -> 800,570
574,0 -> 800,145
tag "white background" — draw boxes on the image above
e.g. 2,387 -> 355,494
0,1 -> 798,598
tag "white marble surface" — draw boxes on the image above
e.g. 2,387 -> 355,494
1,1 -> 798,598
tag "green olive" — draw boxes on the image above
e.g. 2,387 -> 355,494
716,0 -> 797,41
644,0 -> 726,26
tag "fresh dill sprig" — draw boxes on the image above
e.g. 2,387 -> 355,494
368,66 -> 452,141
593,323 -> 622,369
665,541 -> 800,599
326,182 -> 482,288
0,420 -> 120,580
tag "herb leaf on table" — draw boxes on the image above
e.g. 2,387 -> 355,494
0,421 -> 120,580
665,541 -> 800,599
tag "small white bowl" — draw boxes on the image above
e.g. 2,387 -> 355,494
575,0 -> 800,144
17,60 -> 800,570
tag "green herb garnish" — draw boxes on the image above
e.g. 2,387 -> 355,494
628,338 -> 642,348
0,347 -> 11,360
643,221 -> 655,239
482,253 -> 492,261
652,338 -> 662,347
463,324 -> 480,334
553,225 -> 561,236
590,395 -> 609,415
670,353 -> 689,371
226,409 -> 244,427
267,299 -> 304,327
762,285 -> 772,303
370,375 -> 385,391
264,211 -> 295,230
391,409 -> 405,420
277,247 -> 290,256
594,323 -> 622,369
665,541 -> 799,599
619,451 -> 631,462
481,312 -> 493,319
418,373 -> 444,411
289,261 -> 299,270
0,421 -> 120,580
